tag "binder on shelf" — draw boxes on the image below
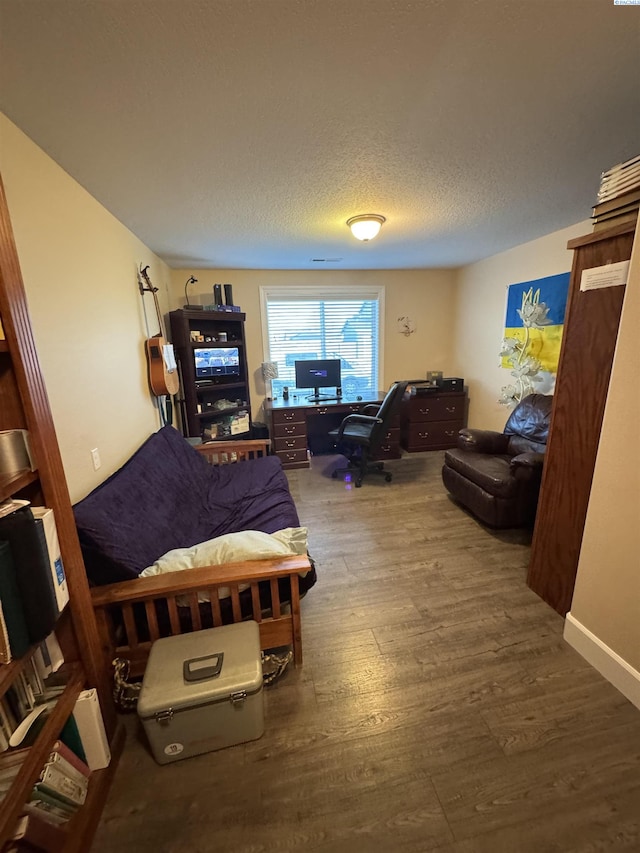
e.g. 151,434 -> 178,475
32,507 -> 69,614
35,760 -> 88,806
0,540 -> 31,659
46,742 -> 92,786
58,713 -> 87,765
0,500 -> 58,643
72,688 -> 111,770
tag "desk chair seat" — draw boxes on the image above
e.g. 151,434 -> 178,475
329,381 -> 408,487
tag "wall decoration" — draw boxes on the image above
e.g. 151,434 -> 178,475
499,272 -> 570,405
397,315 -> 416,336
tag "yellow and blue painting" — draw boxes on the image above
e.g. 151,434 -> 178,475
502,272 -> 570,372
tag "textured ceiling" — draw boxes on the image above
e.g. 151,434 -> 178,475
1,0 -> 639,270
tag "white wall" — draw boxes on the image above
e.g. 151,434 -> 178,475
453,221 -> 591,431
0,114 -> 172,502
168,268 -> 457,421
565,218 -> 640,705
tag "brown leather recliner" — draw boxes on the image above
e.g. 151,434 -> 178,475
441,393 -> 553,528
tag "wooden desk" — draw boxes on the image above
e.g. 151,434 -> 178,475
264,393 -> 401,470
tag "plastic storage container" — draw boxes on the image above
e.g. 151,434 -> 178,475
137,622 -> 264,764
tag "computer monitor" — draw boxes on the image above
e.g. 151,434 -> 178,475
194,346 -> 240,380
294,359 -> 341,402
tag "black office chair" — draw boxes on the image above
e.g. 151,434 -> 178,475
329,381 -> 409,487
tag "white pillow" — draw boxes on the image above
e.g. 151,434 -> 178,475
139,527 -> 308,603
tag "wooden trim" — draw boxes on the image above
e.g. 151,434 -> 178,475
566,217 -> 637,249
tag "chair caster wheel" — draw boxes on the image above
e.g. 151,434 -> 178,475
355,479 -> 362,487
331,471 -> 338,479
385,473 -> 392,482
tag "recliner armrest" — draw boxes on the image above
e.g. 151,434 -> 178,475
457,428 -> 510,454
510,451 -> 545,469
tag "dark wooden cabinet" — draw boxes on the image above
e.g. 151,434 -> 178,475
169,309 -> 252,440
0,179 -> 122,850
401,390 -> 467,452
527,219 -> 636,616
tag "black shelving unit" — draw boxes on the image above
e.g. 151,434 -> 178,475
169,309 -> 252,440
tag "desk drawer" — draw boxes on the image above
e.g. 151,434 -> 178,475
272,409 -> 306,427
403,420 -> 461,451
274,435 -> 307,452
275,448 -> 309,468
272,421 -> 307,439
372,427 -> 401,460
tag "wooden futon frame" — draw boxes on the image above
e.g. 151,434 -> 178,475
90,439 -> 309,678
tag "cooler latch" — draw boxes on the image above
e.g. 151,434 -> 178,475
230,690 -> 247,706
154,708 -> 174,724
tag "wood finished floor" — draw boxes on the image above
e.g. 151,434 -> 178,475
92,451 -> 640,852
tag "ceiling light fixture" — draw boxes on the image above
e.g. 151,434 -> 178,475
346,214 -> 386,241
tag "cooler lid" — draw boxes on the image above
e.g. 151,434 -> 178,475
137,621 -> 262,717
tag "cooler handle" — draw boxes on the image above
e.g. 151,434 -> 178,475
183,652 -> 224,682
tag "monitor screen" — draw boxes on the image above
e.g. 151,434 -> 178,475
294,358 -> 341,393
194,347 -> 240,379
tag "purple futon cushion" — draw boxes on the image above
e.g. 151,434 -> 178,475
73,426 -> 301,586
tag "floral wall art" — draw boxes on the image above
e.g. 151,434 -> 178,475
499,272 -> 570,405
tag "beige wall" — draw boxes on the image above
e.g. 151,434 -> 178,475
168,268 -> 457,421
0,113 -> 172,502
453,221 -> 591,431
569,218 -> 640,672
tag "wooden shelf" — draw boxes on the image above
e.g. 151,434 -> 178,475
0,468 -> 38,503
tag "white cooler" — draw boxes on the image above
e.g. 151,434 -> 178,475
137,622 -> 264,764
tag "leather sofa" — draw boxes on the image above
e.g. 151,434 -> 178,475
441,393 -> 553,528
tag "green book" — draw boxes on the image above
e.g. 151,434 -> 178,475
58,713 -> 87,765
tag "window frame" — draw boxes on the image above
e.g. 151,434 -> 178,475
259,284 -> 385,394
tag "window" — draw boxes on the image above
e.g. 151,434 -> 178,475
260,286 -> 384,398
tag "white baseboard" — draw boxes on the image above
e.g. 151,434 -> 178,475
564,612 -> 640,711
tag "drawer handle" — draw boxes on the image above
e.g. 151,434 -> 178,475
285,440 -> 296,447
283,413 -> 295,420
284,426 -> 296,434
444,430 -> 455,436
419,408 -> 430,414
317,408 -> 328,415
445,406 -> 457,413
285,453 -> 297,460
418,431 -> 430,438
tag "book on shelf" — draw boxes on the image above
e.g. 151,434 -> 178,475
0,539 -> 31,661
34,760 -> 88,807
58,713 -> 87,766
28,787 -> 78,821
32,507 -> 69,614
600,153 -> 640,178
72,688 -> 111,770
592,186 -> 640,217
0,500 -> 59,643
7,808 -> 67,852
33,631 -> 65,680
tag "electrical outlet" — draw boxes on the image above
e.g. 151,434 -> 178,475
90,447 -> 101,470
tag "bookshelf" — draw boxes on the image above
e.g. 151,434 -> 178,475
0,176 -> 123,848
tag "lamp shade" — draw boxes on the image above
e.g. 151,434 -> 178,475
347,214 -> 386,241
261,361 -> 279,381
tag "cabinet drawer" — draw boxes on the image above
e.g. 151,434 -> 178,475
274,435 -> 307,452
403,420 -> 461,451
272,421 -> 307,439
406,396 -> 464,423
272,409 -> 306,427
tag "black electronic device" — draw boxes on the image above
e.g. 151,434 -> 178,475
294,358 -> 341,402
442,377 -> 464,391
194,346 -> 240,380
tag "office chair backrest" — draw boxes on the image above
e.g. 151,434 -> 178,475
369,381 -> 409,449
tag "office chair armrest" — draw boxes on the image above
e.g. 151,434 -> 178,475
335,414 -> 382,440
361,404 -> 379,416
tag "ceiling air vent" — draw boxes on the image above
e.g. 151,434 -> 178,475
311,258 -> 342,263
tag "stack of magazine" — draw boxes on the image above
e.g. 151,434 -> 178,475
592,154 -> 640,232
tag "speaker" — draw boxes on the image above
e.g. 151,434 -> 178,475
224,284 -> 234,306
213,284 -> 223,305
